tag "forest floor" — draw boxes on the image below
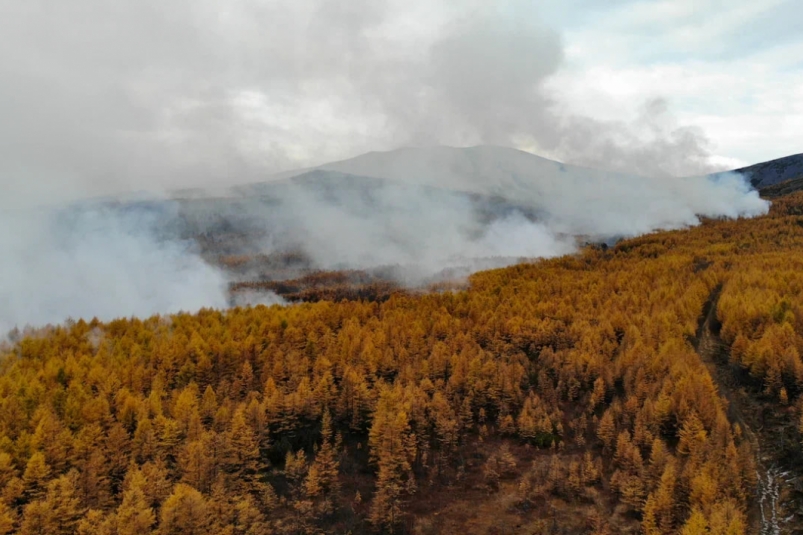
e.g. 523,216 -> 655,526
694,286 -> 803,535
401,438 -> 639,535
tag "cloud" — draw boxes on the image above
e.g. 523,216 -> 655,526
551,0 -> 803,165
0,0 -> 748,204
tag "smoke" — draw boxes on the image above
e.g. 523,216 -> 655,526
230,290 -> 286,308
1,0 -> 732,195
237,146 -> 766,275
238,169 -> 578,278
0,0 -> 771,332
0,199 -> 228,336
177,144 -> 767,298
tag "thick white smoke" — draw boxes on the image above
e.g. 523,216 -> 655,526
0,200 -> 228,336
0,1 -> 773,333
256,169 -> 578,277
192,145 -> 767,296
0,144 -> 770,335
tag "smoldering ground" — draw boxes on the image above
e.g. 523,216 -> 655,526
0,1 -> 770,333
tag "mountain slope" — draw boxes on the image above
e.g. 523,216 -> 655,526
256,145 -> 803,200
759,176 -> 803,198
254,145 -> 638,200
731,152 -> 803,188
6,192 -> 803,534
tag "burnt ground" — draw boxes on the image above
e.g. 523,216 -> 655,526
694,286 -> 803,534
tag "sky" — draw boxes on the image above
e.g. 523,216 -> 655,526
1,0 -> 801,203
544,0 -> 803,169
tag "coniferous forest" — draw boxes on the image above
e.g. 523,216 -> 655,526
2,192 -> 803,534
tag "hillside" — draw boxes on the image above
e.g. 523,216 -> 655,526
189,145 -> 770,285
731,153 -> 803,188
2,190 -> 803,534
760,176 -> 803,198
241,145 -> 768,236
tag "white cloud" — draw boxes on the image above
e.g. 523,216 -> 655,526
549,0 -> 803,166
4,0 -> 800,204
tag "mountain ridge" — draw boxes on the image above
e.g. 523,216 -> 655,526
237,145 -> 803,204
242,145 -> 641,200
731,152 -> 803,188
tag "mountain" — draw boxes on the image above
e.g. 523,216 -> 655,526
759,175 -> 803,198
250,145 -> 803,198
111,145 -> 792,272
311,145 -> 609,196
731,152 -> 803,188
244,145 -> 637,201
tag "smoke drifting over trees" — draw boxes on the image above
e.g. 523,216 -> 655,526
0,201 -> 229,336
0,1 -> 771,333
0,146 -> 769,335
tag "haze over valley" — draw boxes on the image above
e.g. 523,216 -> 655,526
0,145 -> 776,335
1,0 -> 794,334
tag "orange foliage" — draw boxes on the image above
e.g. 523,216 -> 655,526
3,193 -> 803,533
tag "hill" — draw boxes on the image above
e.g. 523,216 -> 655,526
252,145 -> 600,197
731,152 -> 803,188
759,175 -> 803,198
203,144 -> 769,270
243,145 -> 769,230
286,145 -> 615,197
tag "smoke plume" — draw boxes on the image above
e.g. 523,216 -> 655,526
0,199 -> 228,336
0,0 -> 771,333
225,146 -> 766,276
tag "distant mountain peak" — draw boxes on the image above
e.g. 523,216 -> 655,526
250,144 -> 803,204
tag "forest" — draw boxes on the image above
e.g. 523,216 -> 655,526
1,192 -> 803,534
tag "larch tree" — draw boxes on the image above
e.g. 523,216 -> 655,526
369,388 -> 417,531
115,469 -> 156,535
157,483 -> 210,535
304,410 -> 341,514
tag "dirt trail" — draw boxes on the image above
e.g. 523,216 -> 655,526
694,285 -> 803,535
